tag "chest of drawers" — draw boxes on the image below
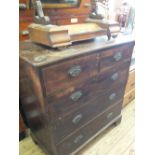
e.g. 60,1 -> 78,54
20,35 -> 134,155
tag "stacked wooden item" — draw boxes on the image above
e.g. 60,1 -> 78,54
28,23 -> 107,48
28,20 -> 120,48
27,0 -> 120,48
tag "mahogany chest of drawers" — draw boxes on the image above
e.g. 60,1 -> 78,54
20,35 -> 135,155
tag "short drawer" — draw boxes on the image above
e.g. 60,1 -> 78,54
56,102 -> 122,155
100,44 -> 133,72
50,86 -> 125,144
42,53 -> 98,96
97,59 -> 130,91
46,62 -> 129,117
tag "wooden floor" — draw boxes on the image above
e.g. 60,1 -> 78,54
19,100 -> 135,155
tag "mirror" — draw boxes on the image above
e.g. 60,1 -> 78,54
40,0 -> 81,8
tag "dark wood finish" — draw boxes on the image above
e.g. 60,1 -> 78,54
100,44 -> 134,72
20,35 -> 134,155
19,113 -> 26,141
49,87 -> 125,144
56,103 -> 122,155
46,63 -> 129,116
42,53 -> 98,96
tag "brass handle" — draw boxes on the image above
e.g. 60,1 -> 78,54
113,52 -> 123,61
72,114 -> 83,124
19,3 -> 27,9
109,93 -> 116,100
111,73 -> 118,81
70,91 -> 82,101
68,65 -> 82,77
74,134 -> 84,144
107,112 -> 113,119
21,30 -> 29,36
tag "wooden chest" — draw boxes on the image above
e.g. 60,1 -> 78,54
123,69 -> 135,107
20,35 -> 134,155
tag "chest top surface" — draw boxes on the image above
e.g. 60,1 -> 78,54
19,34 -> 135,67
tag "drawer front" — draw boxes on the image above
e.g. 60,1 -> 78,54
123,89 -> 135,107
100,44 -> 133,72
46,77 -> 96,116
56,103 -> 122,155
125,70 -> 135,93
47,61 -> 129,117
50,86 -> 125,144
42,53 -> 98,96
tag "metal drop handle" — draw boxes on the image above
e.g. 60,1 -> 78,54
113,52 -> 123,61
109,93 -> 116,100
111,73 -> 118,81
68,65 -> 82,77
74,134 -> 84,144
72,114 -> 83,124
70,91 -> 82,101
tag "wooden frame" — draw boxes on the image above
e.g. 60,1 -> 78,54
31,0 -> 82,8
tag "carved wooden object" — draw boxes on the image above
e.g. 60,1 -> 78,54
28,23 -> 107,48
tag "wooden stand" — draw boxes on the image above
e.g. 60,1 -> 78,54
28,23 -> 107,48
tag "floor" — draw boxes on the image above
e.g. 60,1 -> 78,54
19,100 -> 135,155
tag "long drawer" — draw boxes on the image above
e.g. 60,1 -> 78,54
42,53 -> 98,96
46,59 -> 130,116
49,86 -> 125,144
56,102 -> 122,155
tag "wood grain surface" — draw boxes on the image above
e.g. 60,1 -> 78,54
19,100 -> 135,155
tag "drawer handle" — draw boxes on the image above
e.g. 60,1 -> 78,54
113,52 -> 123,61
68,65 -> 82,77
111,73 -> 118,81
19,3 -> 27,9
70,91 -> 82,101
72,114 -> 83,124
107,112 -> 113,119
109,93 -> 116,100
74,134 -> 84,144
